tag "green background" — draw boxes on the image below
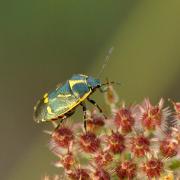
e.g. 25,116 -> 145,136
1,0 -> 180,179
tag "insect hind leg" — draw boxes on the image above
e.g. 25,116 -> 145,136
87,97 -> 107,119
51,115 -> 67,130
80,102 -> 87,131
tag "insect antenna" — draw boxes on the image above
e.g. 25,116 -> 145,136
97,46 -> 114,78
101,81 -> 121,86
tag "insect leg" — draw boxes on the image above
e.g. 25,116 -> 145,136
52,115 -> 67,130
87,98 -> 107,119
80,102 -> 87,131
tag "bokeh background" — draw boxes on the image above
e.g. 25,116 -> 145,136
1,0 -> 180,179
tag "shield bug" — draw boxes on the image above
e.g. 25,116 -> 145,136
33,47 -> 117,129
33,74 -> 111,129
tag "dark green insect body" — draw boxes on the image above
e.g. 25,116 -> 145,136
33,74 -> 101,124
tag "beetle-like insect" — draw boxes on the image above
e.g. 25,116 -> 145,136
33,47 -> 115,129
33,74 -> 110,129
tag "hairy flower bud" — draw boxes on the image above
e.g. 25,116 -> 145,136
131,135 -> 150,157
142,158 -> 163,178
116,160 -> 137,179
107,131 -> 125,154
160,138 -> 178,157
140,98 -> 168,131
94,150 -> 113,167
51,126 -> 74,148
68,168 -> 90,180
79,132 -> 100,153
115,107 -> 135,133
93,169 -> 110,180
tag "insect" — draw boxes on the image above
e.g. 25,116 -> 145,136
33,74 -> 112,129
33,47 -> 116,129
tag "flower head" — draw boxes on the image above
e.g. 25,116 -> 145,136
51,126 -> 74,149
160,137 -> 178,157
79,131 -> 100,153
60,152 -> 75,170
116,160 -> 137,179
131,134 -> 150,157
142,158 -> 164,178
67,168 -> 90,180
139,98 -> 169,131
114,105 -> 135,133
93,169 -> 110,180
94,150 -> 113,167
86,110 -> 105,132
106,131 -> 125,154
42,87 -> 180,179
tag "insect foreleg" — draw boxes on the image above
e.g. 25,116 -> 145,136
80,102 -> 87,131
87,98 -> 107,119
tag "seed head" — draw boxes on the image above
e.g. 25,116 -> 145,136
140,98 -> 166,131
115,106 -> 135,133
131,135 -> 150,157
94,150 -> 113,167
87,110 -> 105,132
43,88 -> 180,179
160,138 -> 178,157
116,160 -> 137,179
93,169 -> 110,180
60,152 -> 75,170
107,131 -> 125,154
51,126 -> 74,148
68,168 -> 90,180
142,158 -> 164,178
79,132 -> 100,153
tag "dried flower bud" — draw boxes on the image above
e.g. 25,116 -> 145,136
107,131 -> 125,154
105,84 -> 118,105
60,152 -> 75,170
94,150 -> 113,167
87,110 -> 105,132
142,158 -> 163,178
93,169 -> 110,180
115,106 -> 135,133
68,168 -> 90,180
51,127 -> 74,148
131,135 -> 150,157
140,98 -> 168,131
116,160 -> 137,179
79,132 -> 100,153
160,138 -> 178,157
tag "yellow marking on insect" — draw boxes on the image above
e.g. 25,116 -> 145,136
47,106 -> 54,115
57,94 -> 71,98
44,97 -> 49,103
58,89 -> 92,117
79,74 -> 88,77
43,93 -> 48,98
69,80 -> 86,90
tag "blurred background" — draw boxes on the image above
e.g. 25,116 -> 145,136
1,0 -> 180,179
